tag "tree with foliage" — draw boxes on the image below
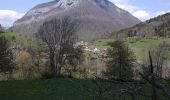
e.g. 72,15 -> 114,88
104,40 -> 136,80
128,30 -> 137,37
155,21 -> 170,37
64,45 -> 84,77
37,16 -> 80,76
0,36 -> 14,73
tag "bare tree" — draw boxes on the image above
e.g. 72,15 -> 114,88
37,16 -> 79,76
139,47 -> 170,100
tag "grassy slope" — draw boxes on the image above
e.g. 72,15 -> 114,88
93,37 -> 170,61
4,32 -> 25,41
127,38 -> 170,61
0,29 -> 27,42
93,39 -> 114,49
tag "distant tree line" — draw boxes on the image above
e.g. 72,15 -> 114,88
155,20 -> 170,37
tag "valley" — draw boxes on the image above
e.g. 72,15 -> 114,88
0,0 -> 170,100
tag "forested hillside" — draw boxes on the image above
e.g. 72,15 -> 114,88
114,12 -> 170,38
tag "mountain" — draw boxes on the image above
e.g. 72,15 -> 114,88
11,0 -> 140,41
114,12 -> 170,38
0,24 -> 2,29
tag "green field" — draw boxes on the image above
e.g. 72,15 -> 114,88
127,37 -> 170,61
92,39 -> 114,49
0,78 -> 94,100
93,37 -> 170,61
0,78 -> 170,100
0,29 -> 26,41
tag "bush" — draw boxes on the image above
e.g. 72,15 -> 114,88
0,36 -> 14,74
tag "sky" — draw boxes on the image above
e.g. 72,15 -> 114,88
0,0 -> 170,27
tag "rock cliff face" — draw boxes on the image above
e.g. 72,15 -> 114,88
12,0 -> 140,41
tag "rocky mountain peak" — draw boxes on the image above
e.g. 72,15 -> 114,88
12,0 -> 140,41
26,0 -> 112,16
54,0 -> 82,9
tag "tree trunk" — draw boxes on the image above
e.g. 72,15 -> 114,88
130,93 -> 136,100
152,85 -> 157,100
50,54 -> 55,75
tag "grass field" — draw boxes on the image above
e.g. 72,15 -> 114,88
0,78 -> 170,100
0,29 -> 26,41
93,37 -> 170,62
127,37 -> 170,61
0,78 -> 94,100
92,39 -> 114,49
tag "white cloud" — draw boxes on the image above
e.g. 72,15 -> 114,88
0,10 -> 25,27
109,0 -> 137,13
133,10 -> 150,21
109,0 -> 151,21
114,3 -> 138,13
109,0 -> 170,21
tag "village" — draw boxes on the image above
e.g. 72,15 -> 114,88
75,41 -> 107,57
